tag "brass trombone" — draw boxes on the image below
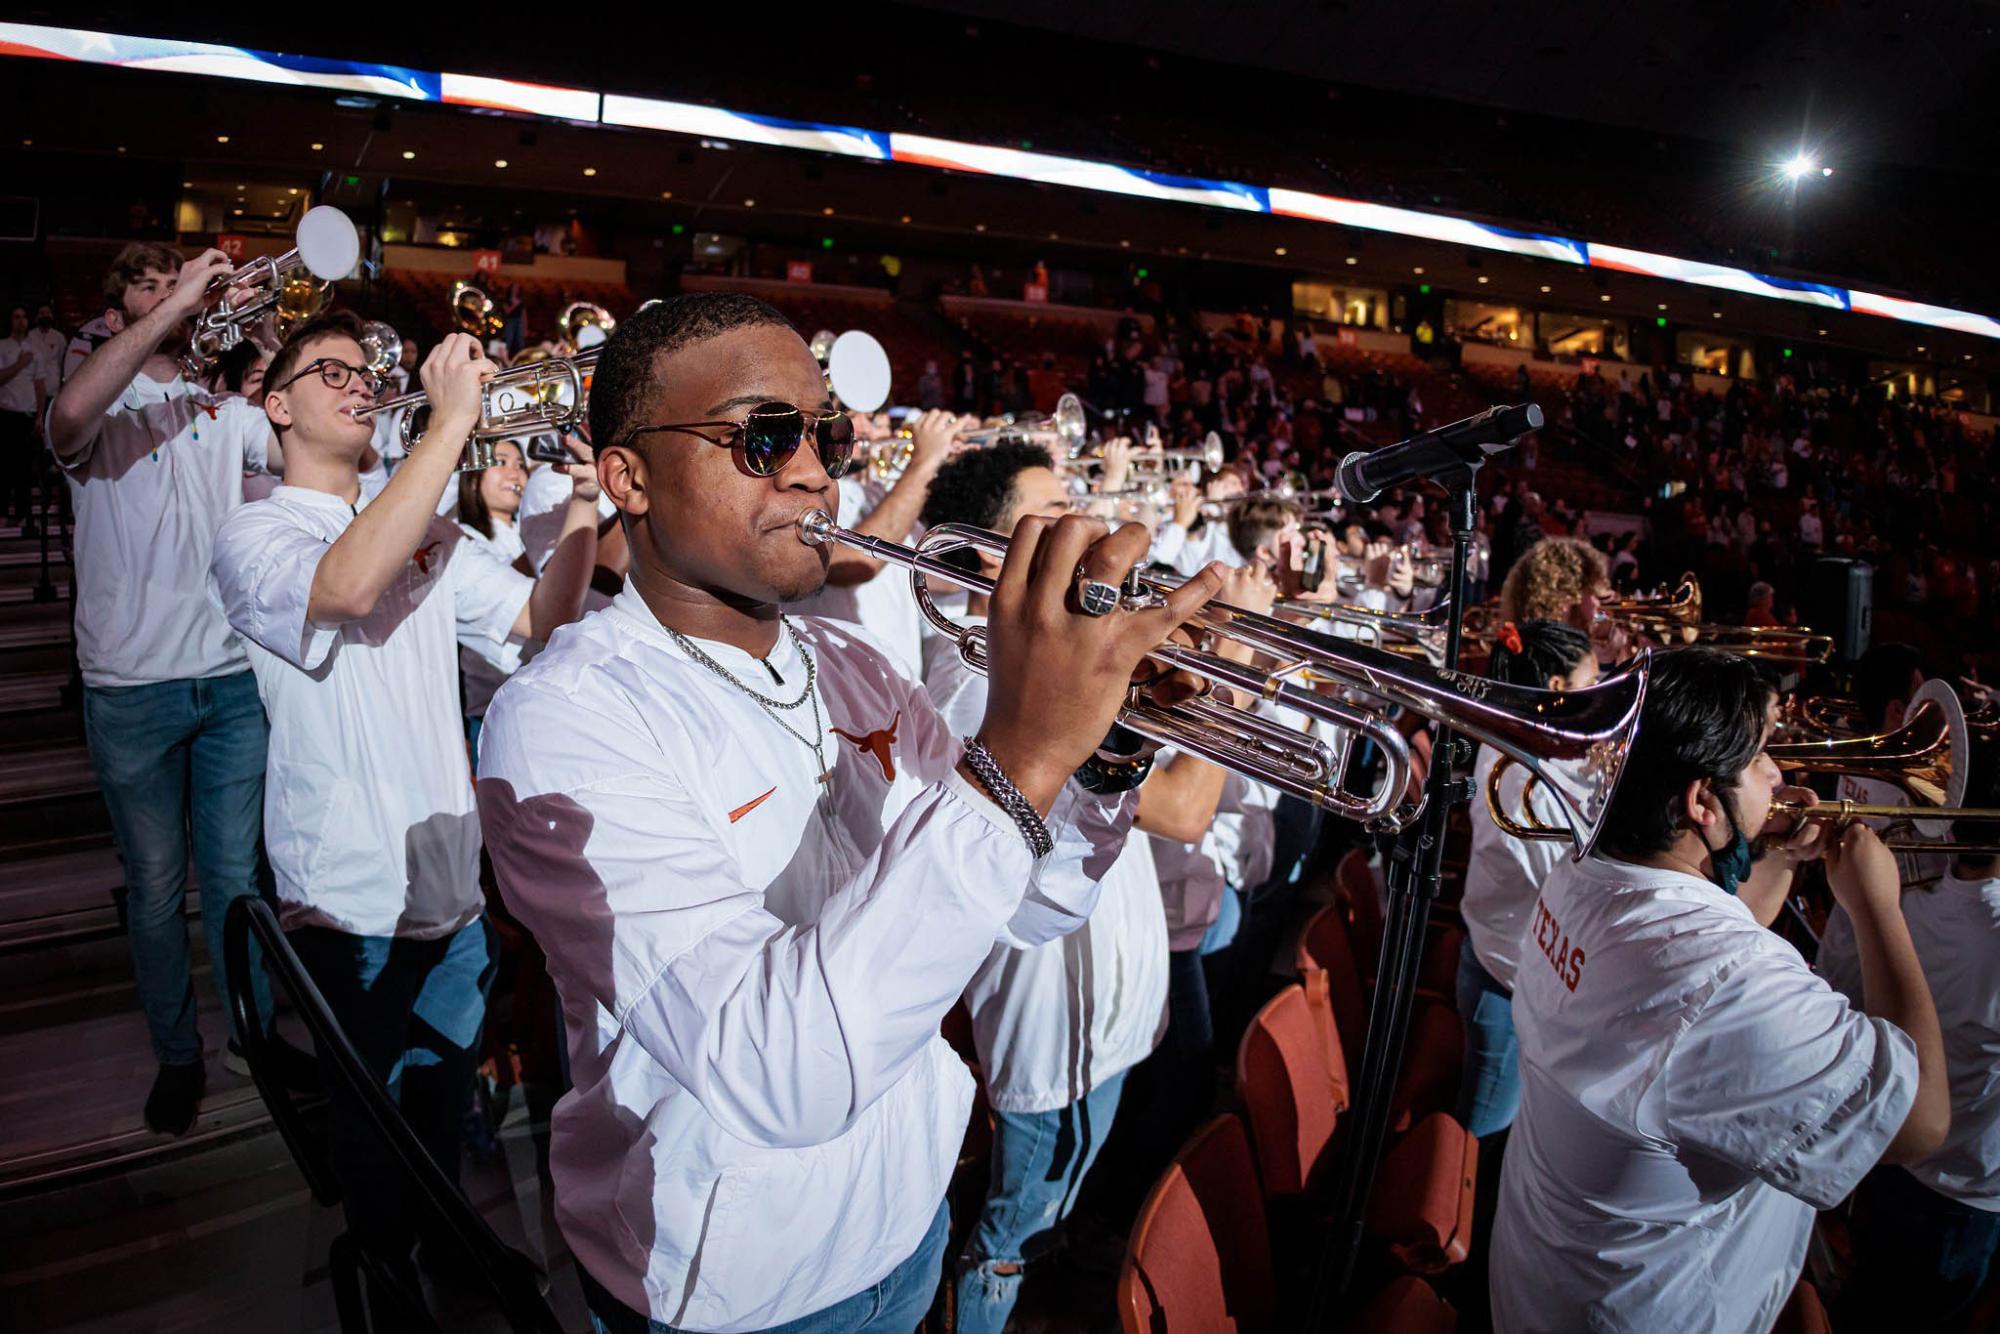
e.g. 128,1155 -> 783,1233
181,205 -> 359,379
355,347 -> 600,471
1599,573 -> 1834,666
798,510 -> 1649,853
1487,679 -> 2000,852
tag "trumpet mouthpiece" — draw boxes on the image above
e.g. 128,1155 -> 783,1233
798,509 -> 836,545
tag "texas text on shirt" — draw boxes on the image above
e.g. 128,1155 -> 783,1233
787,471 -> 926,678
60,373 -> 273,686
1460,744 -> 1568,993
1489,855 -> 1918,1333
474,592 -> 1133,1331
210,486 -> 531,936
1817,868 -> 2000,1212
922,614 -> 1169,1114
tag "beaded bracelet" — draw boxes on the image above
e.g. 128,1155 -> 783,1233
961,738 -> 1056,859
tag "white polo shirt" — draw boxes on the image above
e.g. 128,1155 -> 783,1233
787,475 -> 925,679
1491,855 -> 1918,1334
1817,870 -> 2000,1211
924,617 -> 1169,1113
210,486 -> 532,938
58,374 -> 270,687
474,592 -> 1129,1331
1461,746 -> 1567,991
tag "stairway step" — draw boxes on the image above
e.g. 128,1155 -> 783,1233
0,841 -> 141,953
0,741 -> 108,845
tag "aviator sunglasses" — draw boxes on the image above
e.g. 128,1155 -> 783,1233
618,402 -> 856,479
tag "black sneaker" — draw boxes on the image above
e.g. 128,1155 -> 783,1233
144,1060 -> 206,1136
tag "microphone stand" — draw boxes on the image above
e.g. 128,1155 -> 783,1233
1309,455 -> 1484,1327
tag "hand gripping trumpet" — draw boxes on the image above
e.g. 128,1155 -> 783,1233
798,511 -> 1648,852
355,348 -> 600,471
180,205 -> 360,379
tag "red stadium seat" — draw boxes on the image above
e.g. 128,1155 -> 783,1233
1365,1112 -> 1478,1273
1351,1274 -> 1458,1333
1296,904 -> 1463,1133
1119,1114 -> 1277,1334
1236,984 -> 1347,1202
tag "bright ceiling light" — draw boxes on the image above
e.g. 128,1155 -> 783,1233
1780,152 -> 1819,183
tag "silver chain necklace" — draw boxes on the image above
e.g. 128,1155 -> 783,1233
665,617 -> 831,785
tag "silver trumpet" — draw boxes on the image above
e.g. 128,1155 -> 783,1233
181,205 -> 360,379
797,512 -> 1648,853
355,347 -> 600,471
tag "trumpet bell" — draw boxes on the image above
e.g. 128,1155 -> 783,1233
450,280 -> 504,339
560,301 -> 616,352
826,331 -> 892,413
359,321 -> 402,378
295,204 -> 361,282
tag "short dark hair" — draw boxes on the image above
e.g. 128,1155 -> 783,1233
103,242 -> 184,308
1854,642 -> 1925,731
920,440 -> 1054,576
1226,496 -> 1300,561
1594,646 -> 1774,861
1487,619 -> 1593,689
265,309 -> 368,408
214,338 -> 271,394
587,293 -> 794,453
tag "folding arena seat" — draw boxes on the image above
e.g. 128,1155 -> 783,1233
1235,985 -> 1477,1277
1351,1274 -> 1458,1332
1296,904 -> 1462,1133
1118,1114 -> 1277,1333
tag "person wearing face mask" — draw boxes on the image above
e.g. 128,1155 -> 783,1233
44,244 -> 285,1136
25,304 -> 66,409
1488,647 -> 1950,1333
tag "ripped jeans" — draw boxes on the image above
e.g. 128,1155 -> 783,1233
956,1072 -> 1126,1334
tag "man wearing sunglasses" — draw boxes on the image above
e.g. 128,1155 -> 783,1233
43,244 -> 284,1137
209,310 -> 599,1295
474,293 -> 1226,1333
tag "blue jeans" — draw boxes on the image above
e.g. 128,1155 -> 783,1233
289,917 -> 495,1261
83,671 -> 270,1065
1841,1165 -> 2000,1330
582,1197 -> 950,1334
1454,948 -> 1521,1138
957,1073 -> 1127,1334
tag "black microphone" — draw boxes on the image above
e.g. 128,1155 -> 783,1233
1335,402 -> 1543,504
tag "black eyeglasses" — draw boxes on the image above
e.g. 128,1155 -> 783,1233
275,357 -> 385,396
617,401 -> 855,479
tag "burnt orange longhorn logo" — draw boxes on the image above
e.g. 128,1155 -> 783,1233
412,540 -> 443,575
830,712 -> 901,782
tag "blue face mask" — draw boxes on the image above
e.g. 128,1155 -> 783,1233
1710,801 -> 1755,897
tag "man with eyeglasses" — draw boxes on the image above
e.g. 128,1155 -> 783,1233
45,244 -> 285,1136
209,310 -> 599,1292
475,293 -> 1226,1332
